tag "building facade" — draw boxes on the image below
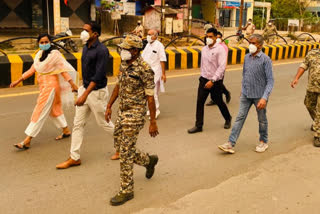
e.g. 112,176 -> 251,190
0,0 -> 93,33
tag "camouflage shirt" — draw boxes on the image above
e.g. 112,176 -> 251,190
300,49 -> 320,92
117,56 -> 155,111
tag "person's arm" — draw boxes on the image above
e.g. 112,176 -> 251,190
291,68 -> 306,88
61,72 -> 78,92
10,65 -> 36,88
257,58 -> 274,110
105,84 -> 120,122
75,81 -> 96,106
141,65 -> 158,137
291,55 -> 309,88
160,61 -> 166,83
147,95 -> 159,137
158,43 -> 167,83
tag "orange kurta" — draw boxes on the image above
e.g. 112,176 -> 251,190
23,69 -> 71,123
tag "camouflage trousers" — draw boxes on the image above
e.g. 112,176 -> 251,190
305,91 -> 320,137
114,109 -> 150,194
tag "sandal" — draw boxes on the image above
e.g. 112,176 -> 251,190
14,142 -> 30,150
55,133 -> 71,141
111,153 -> 120,160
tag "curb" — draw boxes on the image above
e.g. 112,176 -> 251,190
0,42 -> 319,87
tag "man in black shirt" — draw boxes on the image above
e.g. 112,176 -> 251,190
56,22 -> 115,169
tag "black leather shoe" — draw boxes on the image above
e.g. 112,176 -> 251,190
188,126 -> 203,134
226,92 -> 231,104
314,137 -> 320,147
146,155 -> 158,179
206,100 -> 216,106
110,192 -> 134,206
311,124 -> 316,132
224,117 -> 232,129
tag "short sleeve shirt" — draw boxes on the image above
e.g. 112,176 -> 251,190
117,56 -> 155,111
300,49 -> 320,92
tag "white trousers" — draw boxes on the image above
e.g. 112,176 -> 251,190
154,80 -> 161,110
70,86 -> 114,160
25,89 -> 67,138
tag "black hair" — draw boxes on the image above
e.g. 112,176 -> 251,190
37,33 -> 54,62
37,33 -> 52,43
206,28 -> 218,36
217,31 -> 223,37
87,22 -> 101,36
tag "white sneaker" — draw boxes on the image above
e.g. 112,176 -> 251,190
255,142 -> 269,153
218,142 -> 235,154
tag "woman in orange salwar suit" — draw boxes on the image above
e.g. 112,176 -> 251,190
10,34 -> 78,150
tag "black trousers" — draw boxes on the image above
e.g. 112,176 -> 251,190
195,76 -> 231,128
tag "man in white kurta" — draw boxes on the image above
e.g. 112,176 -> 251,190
142,29 -> 167,119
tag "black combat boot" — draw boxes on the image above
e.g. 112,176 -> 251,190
145,155 -> 158,179
313,137 -> 320,147
110,192 -> 134,206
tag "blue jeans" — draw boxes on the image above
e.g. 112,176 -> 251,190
229,94 -> 268,146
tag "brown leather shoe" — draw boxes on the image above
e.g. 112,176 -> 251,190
56,158 -> 81,169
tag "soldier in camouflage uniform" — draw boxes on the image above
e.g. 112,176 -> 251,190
291,48 -> 320,147
263,21 -> 277,44
105,34 -> 159,206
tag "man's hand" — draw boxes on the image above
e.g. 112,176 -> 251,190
75,94 -> 87,106
161,74 -> 167,83
204,81 -> 214,89
149,120 -> 159,138
105,107 -> 112,123
257,98 -> 267,110
291,79 -> 299,88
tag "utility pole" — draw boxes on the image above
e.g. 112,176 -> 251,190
188,0 -> 192,36
261,0 -> 265,30
238,0 -> 244,31
161,0 -> 165,35
46,0 -> 50,34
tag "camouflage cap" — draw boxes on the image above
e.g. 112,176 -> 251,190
119,34 -> 143,49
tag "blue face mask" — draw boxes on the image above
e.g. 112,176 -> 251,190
39,43 -> 51,51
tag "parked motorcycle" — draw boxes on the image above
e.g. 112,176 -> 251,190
53,29 -> 78,52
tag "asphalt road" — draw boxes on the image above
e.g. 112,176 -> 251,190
0,59 -> 314,214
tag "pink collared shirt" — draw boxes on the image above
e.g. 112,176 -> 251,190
200,43 -> 227,82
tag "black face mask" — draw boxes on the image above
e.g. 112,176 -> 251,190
137,23 -> 141,26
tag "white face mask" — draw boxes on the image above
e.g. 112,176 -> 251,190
268,23 -> 272,26
120,50 -> 132,61
206,38 -> 214,46
80,30 -> 90,44
216,38 -> 222,44
249,44 -> 258,54
147,35 -> 154,43
248,22 -> 251,24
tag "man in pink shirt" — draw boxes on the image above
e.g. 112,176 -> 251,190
188,28 -> 232,134
207,31 -> 231,106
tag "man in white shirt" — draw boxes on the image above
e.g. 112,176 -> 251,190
142,29 -> 167,119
